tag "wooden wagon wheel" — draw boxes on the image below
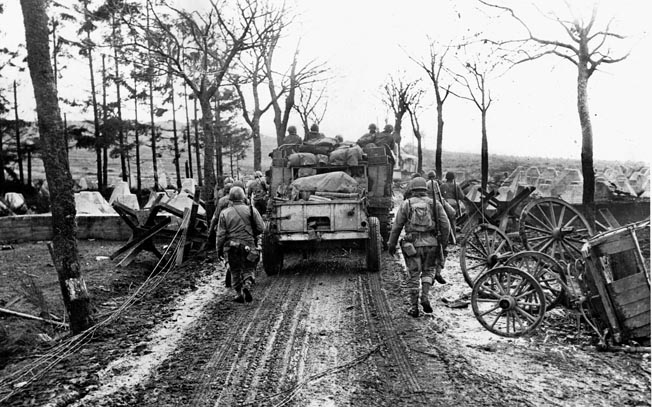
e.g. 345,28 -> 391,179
460,223 -> 514,288
471,266 -> 547,338
519,197 -> 594,266
504,251 -> 565,309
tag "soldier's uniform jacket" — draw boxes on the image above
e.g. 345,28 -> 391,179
216,202 -> 265,251
373,131 -> 395,150
247,179 -> 268,201
210,195 -> 232,226
388,194 -> 450,249
282,133 -> 303,145
440,181 -> 464,201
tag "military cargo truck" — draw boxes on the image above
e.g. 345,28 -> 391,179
262,143 -> 394,275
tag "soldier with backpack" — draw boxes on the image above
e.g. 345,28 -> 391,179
216,186 -> 265,303
388,177 -> 451,317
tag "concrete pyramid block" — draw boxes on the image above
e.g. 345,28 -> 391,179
75,191 -> 116,215
109,181 -> 131,205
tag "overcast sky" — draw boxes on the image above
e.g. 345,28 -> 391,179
2,0 -> 650,163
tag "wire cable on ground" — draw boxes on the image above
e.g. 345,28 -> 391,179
237,344 -> 381,407
0,218 -> 189,403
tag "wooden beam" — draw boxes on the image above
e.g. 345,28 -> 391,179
0,307 -> 68,328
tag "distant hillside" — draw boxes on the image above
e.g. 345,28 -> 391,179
401,143 -> 647,181
16,120 -> 646,188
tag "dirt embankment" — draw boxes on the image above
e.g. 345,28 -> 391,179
1,244 -> 650,406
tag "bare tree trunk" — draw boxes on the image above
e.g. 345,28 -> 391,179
20,0 -> 93,333
435,103 -> 444,180
51,20 -> 58,90
578,65 -> 596,228
199,97 -> 216,209
170,78 -> 181,188
149,79 -> 158,189
253,120 -> 261,172
416,134 -> 423,174
113,17 -> 127,182
27,149 -> 32,186
394,114 -> 404,163
0,128 -> 5,185
134,76 -> 141,196
194,98 -> 202,185
84,4 -> 102,192
146,6 -> 159,190
480,109 -> 488,193
13,81 -> 24,185
214,96 -> 223,185
183,83 -> 193,179
101,56 -> 109,190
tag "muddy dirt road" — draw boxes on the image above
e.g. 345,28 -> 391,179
59,247 -> 649,407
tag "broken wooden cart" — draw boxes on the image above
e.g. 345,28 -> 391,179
470,219 -> 650,344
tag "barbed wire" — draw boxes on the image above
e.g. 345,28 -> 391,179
0,216 -> 189,403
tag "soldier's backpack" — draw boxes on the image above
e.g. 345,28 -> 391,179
407,197 -> 434,232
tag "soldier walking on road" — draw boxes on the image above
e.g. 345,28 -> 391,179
388,177 -> 450,317
216,186 -> 265,303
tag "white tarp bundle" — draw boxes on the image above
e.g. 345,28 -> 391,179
290,171 -> 359,194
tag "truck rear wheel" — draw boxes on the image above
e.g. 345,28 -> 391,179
366,217 -> 381,272
263,228 -> 283,276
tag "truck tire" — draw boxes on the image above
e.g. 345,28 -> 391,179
262,228 -> 283,276
369,208 -> 391,250
366,217 -> 381,272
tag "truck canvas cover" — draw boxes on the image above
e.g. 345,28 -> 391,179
290,171 -> 359,194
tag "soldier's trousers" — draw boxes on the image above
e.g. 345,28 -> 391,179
226,247 -> 257,293
402,245 -> 440,292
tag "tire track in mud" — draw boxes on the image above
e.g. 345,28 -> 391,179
187,276 -> 284,405
359,272 -> 428,404
190,271 -> 315,406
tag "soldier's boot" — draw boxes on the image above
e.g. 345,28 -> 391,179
408,291 -> 420,318
242,278 -> 253,303
434,267 -> 447,285
225,268 -> 232,288
421,282 -> 433,314
233,291 -> 245,303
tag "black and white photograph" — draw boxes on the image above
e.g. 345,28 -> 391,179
0,0 -> 650,405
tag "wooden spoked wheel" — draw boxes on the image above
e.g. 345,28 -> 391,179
519,198 -> 594,266
504,251 -> 565,309
471,266 -> 547,338
460,223 -> 514,288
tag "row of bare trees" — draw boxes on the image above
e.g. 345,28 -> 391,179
12,0 -> 329,332
380,1 -> 627,227
13,0 -> 629,332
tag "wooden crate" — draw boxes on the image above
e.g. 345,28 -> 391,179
608,272 -> 650,339
368,155 -> 388,165
584,220 -> 651,342
272,158 -> 287,167
364,147 -> 386,157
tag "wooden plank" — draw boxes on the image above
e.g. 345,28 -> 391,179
595,238 -> 637,256
598,207 -> 621,229
628,325 -> 651,339
610,273 -> 648,295
615,298 -> 650,321
622,311 -> 651,331
584,254 -> 624,338
611,285 -> 651,307
175,208 -> 192,266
